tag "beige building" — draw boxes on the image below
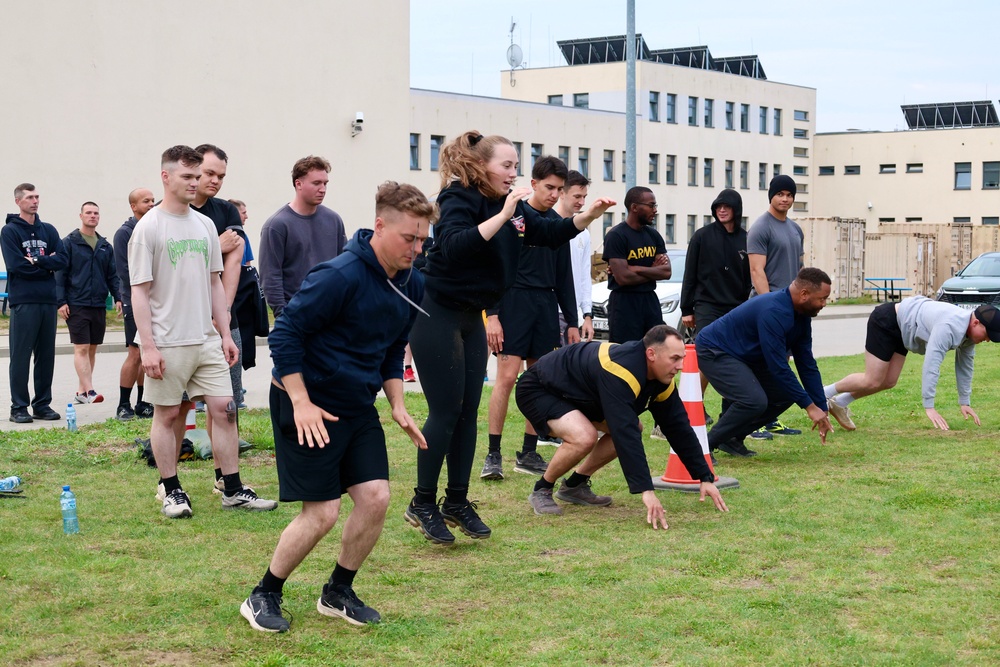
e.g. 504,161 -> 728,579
409,37 -> 817,252
1,0 -> 411,241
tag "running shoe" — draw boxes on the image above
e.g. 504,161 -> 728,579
402,367 -> 416,383
116,404 -> 135,421
221,487 -> 278,511
513,450 -> 548,476
479,451 -> 504,480
748,428 -> 773,441
827,400 -> 856,431
240,589 -> 290,633
528,488 -> 563,515
764,420 -> 801,436
317,583 -> 380,625
404,499 -> 455,544
717,439 -> 757,458
161,488 -> 193,518
440,498 -> 491,539
554,479 -> 612,507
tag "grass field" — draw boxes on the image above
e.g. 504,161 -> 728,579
0,352 -> 997,666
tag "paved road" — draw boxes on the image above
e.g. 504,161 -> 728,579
0,304 -> 874,432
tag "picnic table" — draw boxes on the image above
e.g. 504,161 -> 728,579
864,277 -> 912,302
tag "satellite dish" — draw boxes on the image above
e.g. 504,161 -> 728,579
506,43 -> 523,69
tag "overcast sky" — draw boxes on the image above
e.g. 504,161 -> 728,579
410,0 -> 1000,134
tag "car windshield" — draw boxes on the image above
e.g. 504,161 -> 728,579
959,255 -> 1000,278
661,251 -> 685,283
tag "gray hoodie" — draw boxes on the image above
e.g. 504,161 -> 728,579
895,296 -> 975,408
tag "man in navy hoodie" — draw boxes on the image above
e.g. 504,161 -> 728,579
240,181 -> 431,634
1,183 -> 67,423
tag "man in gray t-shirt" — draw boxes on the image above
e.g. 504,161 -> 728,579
747,174 -> 803,296
258,155 -> 347,317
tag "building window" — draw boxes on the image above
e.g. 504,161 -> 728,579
704,158 -> 714,187
622,152 -> 626,182
983,162 -> 1000,189
983,217 -> 1000,226
512,141 -> 523,176
773,108 -> 782,136
649,91 -> 660,122
793,165 -> 808,176
878,164 -> 896,174
603,212 -> 614,236
531,143 -> 544,169
773,164 -> 781,179
793,147 -> 808,158
794,109 -> 809,121
547,94 -> 563,106
725,160 -> 734,188
844,165 -> 861,175
740,161 -> 749,189
793,202 -> 808,212
905,217 -> 923,222
664,214 -> 675,243
759,106 -> 769,134
819,166 -> 835,175
688,157 -> 698,186
559,145 -> 570,166
955,162 -> 972,190
703,215 -> 713,228
578,147 -> 590,178
687,215 -> 697,240
759,163 -> 767,190
430,135 -> 444,171
603,150 -> 615,182
725,102 -> 735,130
797,184 -> 808,194
573,93 -> 589,108
688,96 -> 698,126
409,133 -> 420,170
954,217 -> 972,224
794,128 -> 809,139
906,163 -> 923,173
666,93 -> 676,123
665,155 -> 676,185
704,99 -> 714,128
878,218 -> 896,223
740,104 -> 750,132
649,153 -> 660,184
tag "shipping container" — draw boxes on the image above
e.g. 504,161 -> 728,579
800,217 -> 865,300
864,233 -> 936,297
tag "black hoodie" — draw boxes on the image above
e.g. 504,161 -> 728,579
0,214 -> 68,305
680,189 -> 750,315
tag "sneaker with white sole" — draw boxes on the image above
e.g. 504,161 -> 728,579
827,400 -> 856,431
554,479 -> 613,507
317,583 -> 380,625
161,488 -> 193,518
650,425 -> 666,440
764,420 -> 801,436
480,451 -> 504,480
240,589 -> 290,633
73,392 -> 92,404
513,450 -> 548,476
221,487 -> 278,511
536,434 -> 562,447
528,488 -> 563,515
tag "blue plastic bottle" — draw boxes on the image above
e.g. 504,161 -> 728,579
66,403 -> 77,432
0,476 -> 22,491
60,485 -> 80,534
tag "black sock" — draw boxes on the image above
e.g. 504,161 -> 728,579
444,486 -> 467,505
521,433 -> 538,454
488,433 -> 502,454
136,385 -> 144,403
257,568 -> 286,596
414,487 -> 436,505
119,386 -> 132,408
214,468 -> 223,482
331,563 -> 357,589
534,477 -> 555,492
222,472 -> 243,496
160,475 -> 181,494
404,364 -> 412,371
566,472 -> 590,488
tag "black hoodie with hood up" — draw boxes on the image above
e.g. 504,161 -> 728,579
680,189 -> 750,316
1,214 -> 68,305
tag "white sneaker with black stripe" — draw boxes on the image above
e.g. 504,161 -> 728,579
161,488 -> 193,518
221,486 -> 277,511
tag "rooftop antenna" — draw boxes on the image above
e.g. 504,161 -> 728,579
507,17 -> 524,87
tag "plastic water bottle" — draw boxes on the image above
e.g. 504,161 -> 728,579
66,403 -> 77,432
61,485 -> 79,534
0,476 -> 21,491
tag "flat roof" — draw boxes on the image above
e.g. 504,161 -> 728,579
558,36 -> 766,79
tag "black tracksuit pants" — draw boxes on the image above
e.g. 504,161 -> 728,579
9,303 -> 57,411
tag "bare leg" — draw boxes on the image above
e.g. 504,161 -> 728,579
337,480 -> 390,570
268,499 -> 341,579
576,432 -> 619,477
73,344 -> 93,394
173,400 -> 193,458
541,411 -> 600,484
522,358 -> 539,438
487,354 -> 523,436
833,352 -> 907,399
204,394 -> 239,475
151,404 -> 183,479
120,346 -> 142,392
87,345 -> 98,390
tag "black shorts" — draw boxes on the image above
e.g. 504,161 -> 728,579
123,310 -> 138,348
67,306 -> 107,345
693,303 -> 734,337
498,288 -> 560,359
608,290 -> 663,343
515,370 -> 578,438
865,302 -> 908,362
270,384 -> 388,502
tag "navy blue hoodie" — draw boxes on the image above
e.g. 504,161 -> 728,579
0,213 -> 68,305
269,229 -> 425,415
56,229 -> 122,308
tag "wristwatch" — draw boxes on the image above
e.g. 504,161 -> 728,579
583,312 -> 593,319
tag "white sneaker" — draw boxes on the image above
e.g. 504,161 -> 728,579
155,482 -> 165,502
650,425 -> 667,440
221,487 -> 278,511
162,488 -> 193,518
827,399 -> 857,431
212,478 -> 225,495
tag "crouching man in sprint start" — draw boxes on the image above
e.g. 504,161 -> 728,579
515,324 -> 728,527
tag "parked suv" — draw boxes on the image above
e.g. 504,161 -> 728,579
935,252 -> 1000,309
591,248 -> 687,340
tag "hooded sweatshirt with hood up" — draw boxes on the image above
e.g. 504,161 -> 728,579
680,189 -> 750,316
268,228 -> 425,416
1,213 -> 68,305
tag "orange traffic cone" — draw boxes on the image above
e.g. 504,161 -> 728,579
651,343 -> 740,492
185,406 -> 197,433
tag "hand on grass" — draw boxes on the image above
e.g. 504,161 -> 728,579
807,404 -> 834,444
959,405 -> 980,426
925,407 -> 950,430
642,490 -> 668,530
699,482 -> 729,512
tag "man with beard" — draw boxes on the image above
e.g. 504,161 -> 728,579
697,268 -> 834,455
602,187 -> 671,343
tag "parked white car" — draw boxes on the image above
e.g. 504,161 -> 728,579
591,248 -> 687,341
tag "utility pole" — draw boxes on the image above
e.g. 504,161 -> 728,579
625,0 -> 636,190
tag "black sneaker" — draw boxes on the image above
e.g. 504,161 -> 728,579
135,401 -> 154,418
32,407 -> 61,421
480,451 -> 504,480
116,404 -> 135,422
536,434 -> 563,446
240,589 -> 290,633
514,450 -> 548,476
404,499 -> 455,544
317,583 -> 380,626
440,498 -> 492,539
9,408 -> 32,424
718,439 -> 757,457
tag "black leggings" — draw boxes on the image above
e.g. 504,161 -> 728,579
408,293 -> 488,497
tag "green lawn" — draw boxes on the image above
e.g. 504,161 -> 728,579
0,352 -> 997,666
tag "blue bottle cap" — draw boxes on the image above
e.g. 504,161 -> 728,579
67,403 -> 73,407
63,485 -> 70,491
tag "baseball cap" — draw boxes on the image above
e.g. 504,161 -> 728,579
974,304 -> 1000,342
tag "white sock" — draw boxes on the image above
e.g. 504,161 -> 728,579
823,384 -> 838,399
831,392 -> 855,407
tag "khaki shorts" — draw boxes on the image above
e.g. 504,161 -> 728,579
143,340 -> 233,406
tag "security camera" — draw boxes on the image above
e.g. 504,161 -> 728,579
867,201 -> 873,210
351,112 -> 364,137
355,112 -> 364,124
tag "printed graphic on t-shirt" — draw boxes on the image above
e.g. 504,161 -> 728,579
511,215 -> 525,235
166,237 -> 210,267
21,239 -> 50,257
627,245 -> 657,260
